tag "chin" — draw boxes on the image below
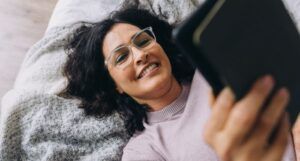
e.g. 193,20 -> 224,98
142,73 -> 172,95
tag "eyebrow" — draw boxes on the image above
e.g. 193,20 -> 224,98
111,30 -> 141,52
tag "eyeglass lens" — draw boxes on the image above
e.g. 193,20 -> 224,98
111,29 -> 155,67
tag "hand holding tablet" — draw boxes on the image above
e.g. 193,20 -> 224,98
173,0 -> 300,125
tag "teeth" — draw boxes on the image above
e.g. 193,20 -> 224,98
139,63 -> 158,78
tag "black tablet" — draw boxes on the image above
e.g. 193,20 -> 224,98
173,0 -> 300,124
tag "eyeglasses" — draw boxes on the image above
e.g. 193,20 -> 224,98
105,27 -> 156,69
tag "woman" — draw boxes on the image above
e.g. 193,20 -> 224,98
59,8 -> 298,161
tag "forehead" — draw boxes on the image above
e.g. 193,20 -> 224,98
102,23 -> 141,58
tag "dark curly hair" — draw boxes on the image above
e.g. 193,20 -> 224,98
59,8 -> 195,136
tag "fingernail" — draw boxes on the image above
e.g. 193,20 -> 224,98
296,113 -> 300,123
217,87 -> 235,108
260,75 -> 274,89
278,87 -> 290,99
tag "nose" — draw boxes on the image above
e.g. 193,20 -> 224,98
132,47 -> 148,65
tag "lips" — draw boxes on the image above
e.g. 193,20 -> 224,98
137,63 -> 160,79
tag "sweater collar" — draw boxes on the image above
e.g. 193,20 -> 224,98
146,84 -> 190,123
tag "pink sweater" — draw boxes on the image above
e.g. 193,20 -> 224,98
122,71 -> 295,161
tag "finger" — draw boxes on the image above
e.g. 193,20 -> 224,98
265,113 -> 289,161
292,114 -> 300,161
222,75 -> 274,146
204,87 -> 235,143
210,87 -> 235,130
253,87 -> 289,142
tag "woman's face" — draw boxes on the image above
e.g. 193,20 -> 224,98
102,23 -> 175,104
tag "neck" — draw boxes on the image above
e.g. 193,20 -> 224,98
146,77 -> 182,111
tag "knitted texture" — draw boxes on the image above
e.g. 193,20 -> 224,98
0,92 -> 129,161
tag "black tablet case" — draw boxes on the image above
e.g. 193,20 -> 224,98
173,0 -> 300,124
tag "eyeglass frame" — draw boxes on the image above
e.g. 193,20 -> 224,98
104,26 -> 157,68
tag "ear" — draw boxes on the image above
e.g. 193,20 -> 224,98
116,86 -> 124,94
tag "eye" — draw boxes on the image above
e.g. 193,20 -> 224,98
134,32 -> 153,48
114,50 -> 130,65
136,38 -> 152,48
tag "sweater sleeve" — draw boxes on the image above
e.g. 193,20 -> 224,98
282,135 -> 297,161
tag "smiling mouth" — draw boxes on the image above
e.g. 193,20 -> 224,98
137,63 -> 160,79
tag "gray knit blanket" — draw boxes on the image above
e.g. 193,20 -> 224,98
0,0 -> 299,160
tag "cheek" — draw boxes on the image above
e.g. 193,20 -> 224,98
109,68 -> 136,88
156,47 -> 172,70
